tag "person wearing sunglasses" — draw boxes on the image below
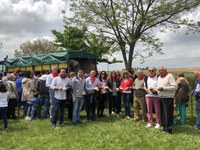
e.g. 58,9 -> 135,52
144,67 -> 161,128
156,66 -> 177,134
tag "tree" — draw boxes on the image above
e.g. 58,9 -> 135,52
52,25 -> 115,61
68,0 -> 200,70
52,26 -> 88,51
14,39 -> 58,57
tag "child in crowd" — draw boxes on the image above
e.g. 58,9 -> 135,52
0,81 -> 8,129
25,92 -> 40,120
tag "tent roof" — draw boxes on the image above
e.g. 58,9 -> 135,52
6,50 -> 96,67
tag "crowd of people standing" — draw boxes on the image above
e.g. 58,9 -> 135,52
0,65 -> 200,134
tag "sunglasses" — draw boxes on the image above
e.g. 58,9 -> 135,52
149,70 -> 155,72
159,70 -> 164,72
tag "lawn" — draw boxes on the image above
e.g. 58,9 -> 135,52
0,99 -> 200,150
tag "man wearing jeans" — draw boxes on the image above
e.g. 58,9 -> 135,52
72,70 -> 86,124
46,66 -> 58,119
193,70 -> 200,130
50,68 -> 71,128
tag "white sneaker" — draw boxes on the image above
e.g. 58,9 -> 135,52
155,124 -> 161,129
25,116 -> 29,120
146,123 -> 152,128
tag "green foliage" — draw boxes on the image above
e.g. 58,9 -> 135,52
52,26 -> 88,51
69,0 -> 200,70
14,39 -> 59,57
52,25 -> 117,62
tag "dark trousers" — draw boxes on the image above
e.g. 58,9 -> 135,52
109,95 -> 120,115
160,98 -> 174,133
39,95 -> 49,119
0,107 -> 8,129
22,101 -> 29,117
8,98 -> 17,119
97,93 -> 107,117
52,98 -> 66,125
85,93 -> 96,121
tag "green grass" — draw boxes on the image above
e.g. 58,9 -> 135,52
0,100 -> 200,150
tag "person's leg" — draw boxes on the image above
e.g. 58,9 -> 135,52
52,98 -> 60,126
38,95 -> 44,119
153,97 -> 161,125
91,94 -> 96,121
196,98 -> 200,128
180,103 -> 186,124
59,100 -> 66,125
43,95 -> 50,119
125,93 -> 131,117
173,103 -> 179,124
115,96 -> 120,115
72,98 -> 79,123
26,102 -> 32,118
108,94 -> 112,115
146,97 -> 153,125
31,104 -> 36,119
77,97 -> 84,122
49,89 -> 55,119
7,100 -> 11,119
17,92 -> 22,116
97,94 -> 101,117
162,98 -> 174,134
133,96 -> 140,120
2,107 -> 8,129
85,94 -> 91,121
138,96 -> 147,121
100,94 -> 106,116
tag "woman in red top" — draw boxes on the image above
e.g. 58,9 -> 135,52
120,70 -> 133,119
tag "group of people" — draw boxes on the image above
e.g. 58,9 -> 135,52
0,65 -> 200,134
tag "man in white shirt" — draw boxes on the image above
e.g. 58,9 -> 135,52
50,68 -> 72,128
46,66 -> 58,119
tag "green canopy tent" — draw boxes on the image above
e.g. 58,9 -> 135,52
6,50 -> 97,73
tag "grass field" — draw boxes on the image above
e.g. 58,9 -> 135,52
0,97 -> 200,150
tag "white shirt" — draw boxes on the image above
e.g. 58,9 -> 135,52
145,76 -> 158,97
46,74 -> 54,88
50,76 -> 72,100
0,92 -> 8,107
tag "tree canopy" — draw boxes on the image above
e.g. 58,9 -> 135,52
52,25 -> 116,62
68,0 -> 200,70
14,39 -> 58,57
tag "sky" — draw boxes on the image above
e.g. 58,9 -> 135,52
0,0 -> 200,71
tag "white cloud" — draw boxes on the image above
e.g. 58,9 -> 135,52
0,0 -> 200,71
0,0 -> 69,59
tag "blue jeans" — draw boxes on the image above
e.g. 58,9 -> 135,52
31,102 -> 39,119
72,97 -> 84,123
0,107 -> 8,129
49,89 -> 55,118
52,98 -> 66,125
196,97 -> 200,128
39,95 -> 49,119
122,93 -> 131,117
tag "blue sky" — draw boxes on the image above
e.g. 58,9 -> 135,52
0,0 -> 200,71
